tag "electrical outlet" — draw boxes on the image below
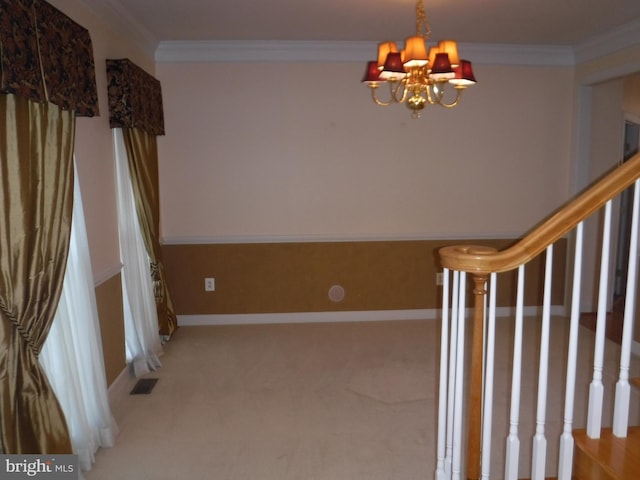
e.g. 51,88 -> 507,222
205,277 -> 215,292
436,272 -> 443,286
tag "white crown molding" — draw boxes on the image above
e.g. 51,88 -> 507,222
574,17 -> 640,65
459,43 -> 575,66
80,0 -> 159,57
155,39 -> 575,66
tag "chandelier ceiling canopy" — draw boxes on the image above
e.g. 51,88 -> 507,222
362,0 -> 476,118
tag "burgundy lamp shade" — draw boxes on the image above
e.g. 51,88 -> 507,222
429,52 -> 455,81
450,60 -> 477,86
460,60 -> 476,82
379,52 -> 406,80
430,53 -> 453,73
362,61 -> 382,83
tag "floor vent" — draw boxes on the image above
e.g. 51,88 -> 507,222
130,378 -> 158,395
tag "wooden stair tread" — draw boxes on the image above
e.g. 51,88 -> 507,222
573,427 -> 640,479
631,378 -> 640,389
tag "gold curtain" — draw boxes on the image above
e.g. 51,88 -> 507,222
106,59 -> 175,337
122,128 -> 178,337
0,94 -> 75,453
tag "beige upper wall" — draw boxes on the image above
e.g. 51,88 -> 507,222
33,2 -> 640,272
156,61 -> 575,242
47,0 -> 156,280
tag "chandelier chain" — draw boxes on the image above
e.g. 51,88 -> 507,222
416,0 -> 431,39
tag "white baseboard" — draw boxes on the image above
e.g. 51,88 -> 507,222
178,309 -> 436,326
107,366 -> 134,409
177,306 -> 567,326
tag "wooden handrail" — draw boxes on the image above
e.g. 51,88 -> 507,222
438,151 -> 640,480
440,151 -> 640,274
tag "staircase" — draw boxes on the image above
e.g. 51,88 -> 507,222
435,152 -> 640,480
573,426 -> 640,480
575,308 -> 640,479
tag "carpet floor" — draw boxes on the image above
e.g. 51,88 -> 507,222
85,317 -> 639,480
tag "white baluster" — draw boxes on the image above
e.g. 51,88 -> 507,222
445,270 -> 460,479
532,245 -> 553,480
451,272 -> 467,480
587,200 -> 612,438
558,221 -> 584,480
505,265 -> 525,480
613,179 -> 640,437
480,273 -> 497,480
435,268 -> 451,480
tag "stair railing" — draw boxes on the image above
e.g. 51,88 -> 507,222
435,151 -> 640,480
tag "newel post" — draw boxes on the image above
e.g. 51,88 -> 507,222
467,273 -> 488,480
439,244 -> 497,480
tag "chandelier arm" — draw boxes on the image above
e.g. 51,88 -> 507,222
369,85 -> 394,107
438,88 -> 465,108
424,84 -> 440,105
393,80 -> 410,103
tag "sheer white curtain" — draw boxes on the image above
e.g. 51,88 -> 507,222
40,162 -> 118,472
114,128 -> 162,377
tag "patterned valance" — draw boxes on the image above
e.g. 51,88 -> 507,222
106,59 -> 165,136
0,0 -> 99,117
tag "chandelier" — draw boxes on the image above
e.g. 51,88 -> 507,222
362,0 -> 476,119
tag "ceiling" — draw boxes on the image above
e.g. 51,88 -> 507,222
104,0 -> 640,47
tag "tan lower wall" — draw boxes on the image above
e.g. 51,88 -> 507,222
95,272 -> 125,386
162,239 -> 567,315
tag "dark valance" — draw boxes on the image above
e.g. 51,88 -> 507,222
0,0 -> 99,117
106,59 -> 165,136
